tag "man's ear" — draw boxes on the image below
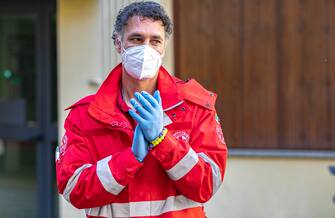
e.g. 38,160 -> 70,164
115,37 -> 122,54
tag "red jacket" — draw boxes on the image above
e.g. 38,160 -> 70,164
56,64 -> 228,218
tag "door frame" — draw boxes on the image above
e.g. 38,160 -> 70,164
0,1 -> 57,218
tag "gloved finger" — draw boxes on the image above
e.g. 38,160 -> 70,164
132,125 -> 148,162
130,98 -> 151,119
142,91 -> 159,108
128,109 -> 145,124
153,90 -> 162,106
134,92 -> 154,112
136,125 -> 146,141
134,125 -> 145,141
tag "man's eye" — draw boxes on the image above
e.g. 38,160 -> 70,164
131,38 -> 142,42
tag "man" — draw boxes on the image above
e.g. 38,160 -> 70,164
56,1 -> 228,218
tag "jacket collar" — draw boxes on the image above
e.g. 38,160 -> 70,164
88,63 -> 184,127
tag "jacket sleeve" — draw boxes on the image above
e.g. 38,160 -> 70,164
150,106 -> 228,203
56,107 -> 143,209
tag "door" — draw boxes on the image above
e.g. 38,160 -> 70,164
0,1 -> 58,217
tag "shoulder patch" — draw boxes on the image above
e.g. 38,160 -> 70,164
177,79 -> 217,110
65,94 -> 95,111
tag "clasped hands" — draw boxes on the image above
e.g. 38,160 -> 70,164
128,90 -> 164,162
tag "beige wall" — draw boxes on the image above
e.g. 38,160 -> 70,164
57,0 -> 101,109
57,1 -> 335,218
205,157 -> 335,218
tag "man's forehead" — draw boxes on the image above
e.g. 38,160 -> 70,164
123,16 -> 165,37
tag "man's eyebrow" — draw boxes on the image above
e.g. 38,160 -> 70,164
128,33 -> 143,38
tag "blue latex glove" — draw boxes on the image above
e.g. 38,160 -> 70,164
131,125 -> 149,162
128,90 -> 163,142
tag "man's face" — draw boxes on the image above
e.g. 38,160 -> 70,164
116,16 -> 166,55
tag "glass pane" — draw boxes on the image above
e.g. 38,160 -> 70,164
0,15 -> 37,125
0,10 -> 58,218
0,140 -> 37,217
0,14 -> 38,217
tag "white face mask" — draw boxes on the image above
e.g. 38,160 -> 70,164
121,44 -> 163,80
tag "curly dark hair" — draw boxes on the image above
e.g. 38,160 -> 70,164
112,1 -> 173,44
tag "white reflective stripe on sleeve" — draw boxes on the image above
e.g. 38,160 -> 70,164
63,164 -> 92,203
166,148 -> 199,181
85,195 -> 202,217
198,152 -> 222,195
96,155 -> 125,195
